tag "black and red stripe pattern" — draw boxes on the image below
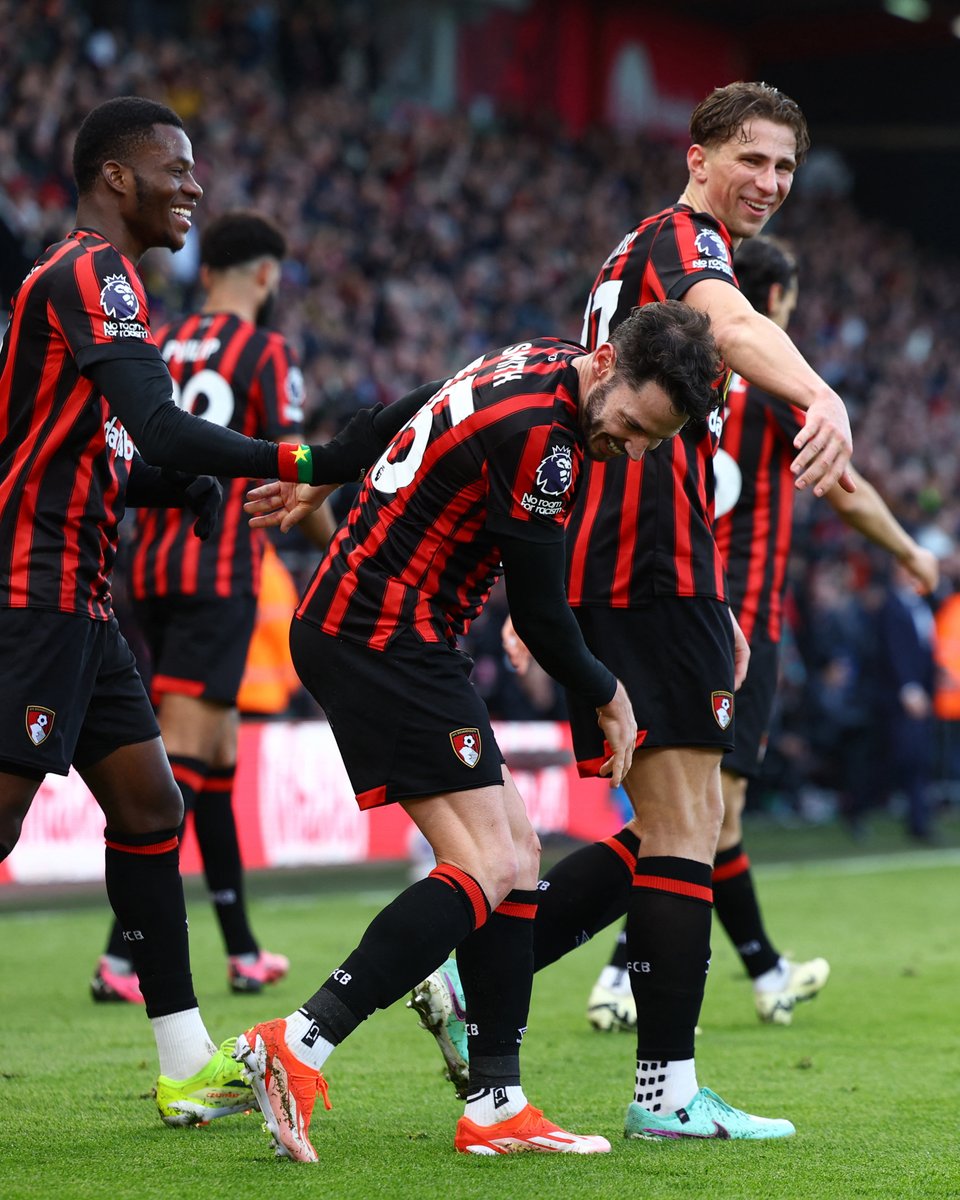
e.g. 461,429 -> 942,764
568,204 -> 736,608
0,230 -> 156,618
714,372 -> 804,643
297,340 -> 585,650
130,311 -> 303,601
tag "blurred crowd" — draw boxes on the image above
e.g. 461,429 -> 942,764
3,0 -> 959,837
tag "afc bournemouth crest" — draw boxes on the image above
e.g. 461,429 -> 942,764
450,728 -> 481,768
26,706 -> 55,746
711,691 -> 733,731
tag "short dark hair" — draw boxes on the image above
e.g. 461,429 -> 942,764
610,300 -> 723,422
734,236 -> 798,314
73,96 -> 184,194
690,81 -> 810,164
200,210 -> 287,269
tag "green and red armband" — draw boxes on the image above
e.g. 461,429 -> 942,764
277,442 -> 315,484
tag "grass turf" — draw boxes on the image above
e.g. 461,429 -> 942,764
0,838 -> 958,1199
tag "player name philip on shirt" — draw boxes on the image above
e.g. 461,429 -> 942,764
163,336 -> 221,364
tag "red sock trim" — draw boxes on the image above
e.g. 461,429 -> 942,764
170,761 -> 206,794
712,851 -> 751,883
494,899 -> 538,920
201,768 -> 236,795
429,864 -> 490,929
633,874 -> 713,904
603,834 -> 637,873
104,835 -> 179,855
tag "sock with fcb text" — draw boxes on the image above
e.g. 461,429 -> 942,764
628,856 -> 712,1113
289,865 -> 491,1071
103,755 -> 206,964
712,842 -> 780,979
533,827 -> 639,970
193,764 -> 259,957
104,825 -> 209,1077
459,888 -> 539,1123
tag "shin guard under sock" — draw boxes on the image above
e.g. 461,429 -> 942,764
713,842 -> 779,978
628,856 -> 713,1062
104,826 -> 197,1017
302,864 -> 490,1041
533,827 -> 639,970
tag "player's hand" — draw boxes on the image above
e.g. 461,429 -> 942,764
182,474 -> 223,541
791,388 -> 854,496
159,468 -> 223,540
245,479 -> 339,533
900,545 -> 939,595
501,615 -> 532,675
596,680 -> 638,788
730,609 -> 751,690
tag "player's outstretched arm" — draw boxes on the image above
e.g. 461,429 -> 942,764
827,466 -> 940,594
684,277 -> 854,496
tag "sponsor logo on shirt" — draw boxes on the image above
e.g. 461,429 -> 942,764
103,414 -> 136,461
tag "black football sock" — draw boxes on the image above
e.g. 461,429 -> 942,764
193,765 -> 258,957
301,864 -> 490,1041
533,827 -> 639,970
457,888 -> 539,1091
103,754 -> 203,963
713,842 -> 780,978
103,826 -> 197,1017
628,856 -> 713,1062
606,923 -> 629,970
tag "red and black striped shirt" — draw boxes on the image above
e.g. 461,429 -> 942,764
130,312 -> 304,599
714,372 -> 804,643
297,340 -> 585,650
566,204 -> 735,607
0,229 -> 156,619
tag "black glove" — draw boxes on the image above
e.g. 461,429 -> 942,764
160,468 -> 224,540
307,405 -> 385,485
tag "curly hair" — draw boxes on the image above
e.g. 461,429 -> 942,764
73,96 -> 184,194
201,210 -> 287,269
610,300 -> 723,422
690,81 -> 810,163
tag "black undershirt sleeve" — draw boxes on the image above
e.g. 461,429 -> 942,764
500,528 -> 617,707
88,355 -> 281,479
124,454 -> 188,507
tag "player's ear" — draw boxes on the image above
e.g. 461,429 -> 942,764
101,159 -> 131,196
687,144 -> 707,182
595,342 -> 617,378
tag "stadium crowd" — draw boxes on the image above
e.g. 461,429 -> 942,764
2,0 -> 958,835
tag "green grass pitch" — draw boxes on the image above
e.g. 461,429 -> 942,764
1,847 -> 958,1199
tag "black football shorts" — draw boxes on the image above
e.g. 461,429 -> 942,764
722,634 -> 780,780
565,596 -> 736,776
290,618 -> 505,809
133,594 -> 258,706
0,609 -> 159,777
